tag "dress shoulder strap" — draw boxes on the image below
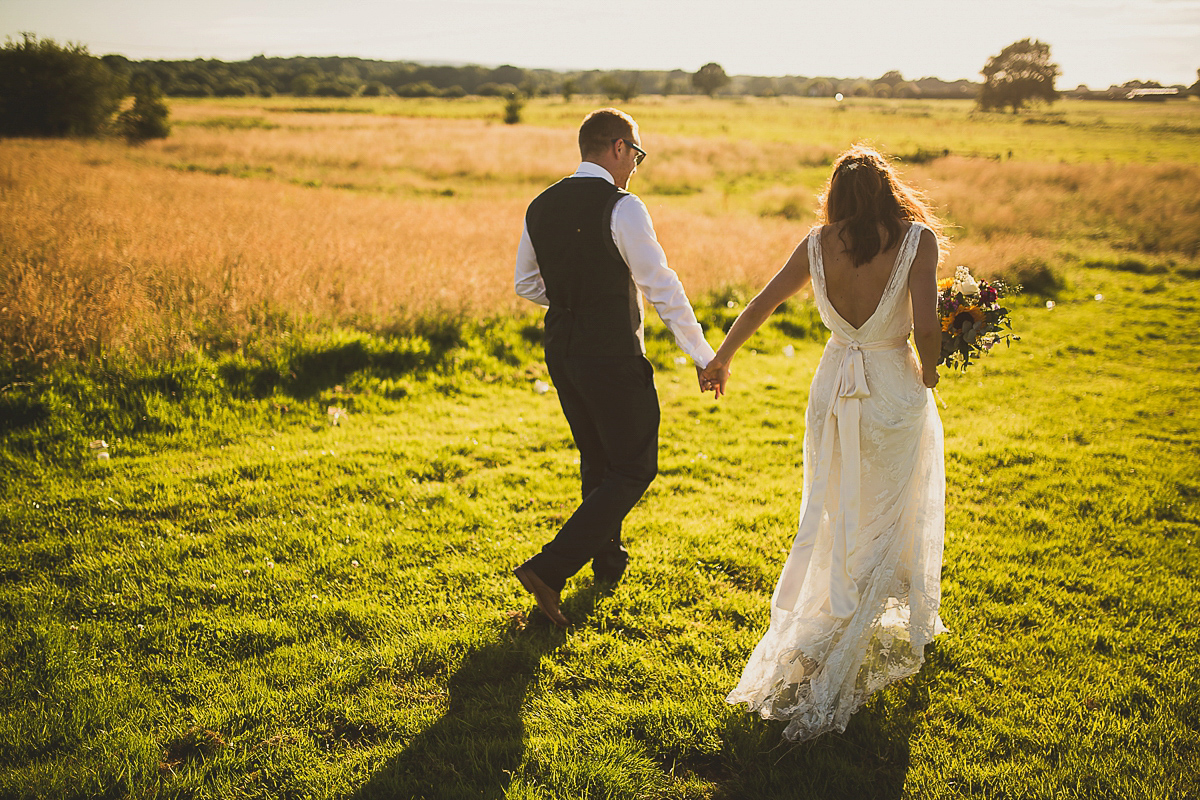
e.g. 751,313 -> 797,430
806,225 -> 825,280
893,222 -> 926,280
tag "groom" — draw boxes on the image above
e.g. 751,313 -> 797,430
513,108 -> 716,627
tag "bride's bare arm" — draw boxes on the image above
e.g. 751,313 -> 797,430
909,229 -> 941,388
701,236 -> 813,397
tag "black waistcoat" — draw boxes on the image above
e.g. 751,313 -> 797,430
525,177 -> 640,359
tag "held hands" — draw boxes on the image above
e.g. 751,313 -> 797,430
698,360 -> 730,399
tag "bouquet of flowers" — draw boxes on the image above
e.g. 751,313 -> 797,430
937,266 -> 1019,371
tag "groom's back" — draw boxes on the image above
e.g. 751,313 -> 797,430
525,177 -> 641,358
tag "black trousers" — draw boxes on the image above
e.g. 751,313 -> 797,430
526,353 -> 659,592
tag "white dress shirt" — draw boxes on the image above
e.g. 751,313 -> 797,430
514,162 -> 715,368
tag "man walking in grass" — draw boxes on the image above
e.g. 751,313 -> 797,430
512,107 -> 715,627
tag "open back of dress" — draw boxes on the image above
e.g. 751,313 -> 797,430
727,221 -> 947,742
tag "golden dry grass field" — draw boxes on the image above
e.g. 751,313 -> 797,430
1,94 -> 1198,365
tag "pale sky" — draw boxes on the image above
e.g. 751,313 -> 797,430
2,0 -> 1197,89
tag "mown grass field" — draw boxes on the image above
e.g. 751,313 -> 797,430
3,270 -> 1198,799
1,95 -> 1199,798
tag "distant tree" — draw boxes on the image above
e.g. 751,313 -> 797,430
118,73 -> 170,143
0,33 -> 126,137
598,72 -> 639,102
747,76 -> 776,97
215,77 -> 260,97
1191,69 -> 1200,97
312,82 -> 356,97
872,82 -> 892,98
560,78 -> 577,102
662,69 -> 689,96
878,70 -> 904,87
361,80 -> 392,97
503,91 -> 524,124
489,65 -> 526,87
395,82 -> 440,98
849,80 -> 872,97
290,74 -> 317,96
979,38 -> 1060,112
692,62 -> 730,97
804,78 -> 833,97
476,82 -> 516,97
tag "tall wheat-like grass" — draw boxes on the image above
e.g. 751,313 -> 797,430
0,140 -> 528,362
923,157 -> 1200,258
3,101 -> 1198,365
0,136 -> 802,363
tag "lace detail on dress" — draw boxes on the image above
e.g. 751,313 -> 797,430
726,221 -> 946,742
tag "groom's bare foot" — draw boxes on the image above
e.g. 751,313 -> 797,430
513,564 -> 569,628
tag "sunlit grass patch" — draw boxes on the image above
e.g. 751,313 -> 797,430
1,268 -> 1198,798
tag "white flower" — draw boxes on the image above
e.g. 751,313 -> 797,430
952,266 -> 980,296
674,356 -> 689,365
533,380 -> 550,394
782,345 -> 795,357
327,406 -> 347,425
242,569 -> 251,577
1094,294 -> 1104,302
351,559 -> 359,567
1046,300 -> 1056,310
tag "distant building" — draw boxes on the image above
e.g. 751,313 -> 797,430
1125,87 -> 1179,100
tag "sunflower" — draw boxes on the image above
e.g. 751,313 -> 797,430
937,277 -> 954,291
942,305 -> 986,333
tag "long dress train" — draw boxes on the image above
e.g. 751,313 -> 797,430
726,221 -> 947,742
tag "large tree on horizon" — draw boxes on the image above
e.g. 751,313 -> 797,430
692,62 -> 730,97
979,38 -> 1060,112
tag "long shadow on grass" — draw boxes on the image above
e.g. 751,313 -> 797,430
350,588 -> 601,800
714,644 -> 945,800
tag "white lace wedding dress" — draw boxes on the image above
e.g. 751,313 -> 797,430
726,221 -> 947,742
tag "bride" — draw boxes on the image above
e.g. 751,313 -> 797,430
701,145 -> 948,742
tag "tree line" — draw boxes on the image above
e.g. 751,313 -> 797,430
3,33 -> 1197,140
89,53 -> 981,102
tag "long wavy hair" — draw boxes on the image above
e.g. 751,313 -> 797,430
817,145 -> 946,266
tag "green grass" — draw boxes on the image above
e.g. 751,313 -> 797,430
1,264 -> 1197,798
190,94 -> 1200,165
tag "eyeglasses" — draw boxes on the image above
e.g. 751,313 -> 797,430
613,138 -> 647,166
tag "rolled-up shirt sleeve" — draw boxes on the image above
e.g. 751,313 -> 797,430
613,195 -> 715,368
514,222 -> 549,307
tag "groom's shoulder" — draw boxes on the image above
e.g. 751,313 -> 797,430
611,190 -> 651,221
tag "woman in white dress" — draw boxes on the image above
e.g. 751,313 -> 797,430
700,145 -> 948,742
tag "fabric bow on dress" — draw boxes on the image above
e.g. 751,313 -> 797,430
773,334 -> 910,619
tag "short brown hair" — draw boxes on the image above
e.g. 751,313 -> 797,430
578,108 -> 637,158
